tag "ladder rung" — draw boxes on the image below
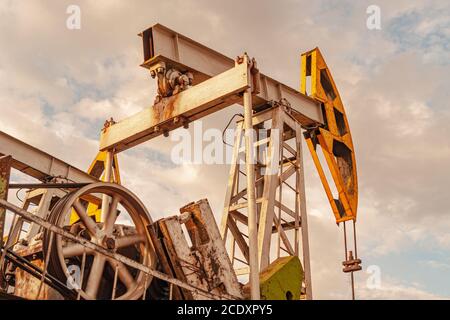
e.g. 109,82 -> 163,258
238,137 -> 271,153
283,142 -> 297,156
282,180 -> 298,193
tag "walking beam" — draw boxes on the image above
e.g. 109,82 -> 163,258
140,24 -> 322,126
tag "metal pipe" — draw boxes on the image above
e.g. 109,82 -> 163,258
343,221 -> 348,259
0,215 -> 21,270
2,246 -> 76,298
243,84 -> 260,300
77,251 -> 86,300
352,220 -> 358,300
111,264 -> 119,299
296,124 -> 313,300
351,271 -> 355,300
277,134 -> 284,259
353,219 -> 358,258
142,273 -> 148,300
36,231 -> 54,299
343,221 -> 356,300
8,183 -> 90,189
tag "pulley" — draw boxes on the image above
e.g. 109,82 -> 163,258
43,182 -> 157,300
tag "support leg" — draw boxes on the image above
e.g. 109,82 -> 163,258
295,125 -> 313,300
243,87 -> 260,300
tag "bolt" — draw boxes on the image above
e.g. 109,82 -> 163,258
236,55 -> 244,64
105,237 -> 116,250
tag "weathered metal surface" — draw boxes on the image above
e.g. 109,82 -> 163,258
150,64 -> 194,101
157,199 -> 243,300
23,188 -> 66,242
147,223 -> 184,300
8,183 -> 90,189
139,24 -> 323,126
13,240 -> 64,300
181,199 -> 243,299
241,62 -> 260,300
0,155 -> 12,290
0,131 -> 98,183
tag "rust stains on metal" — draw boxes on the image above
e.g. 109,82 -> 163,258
13,241 -> 64,300
0,155 -> 12,289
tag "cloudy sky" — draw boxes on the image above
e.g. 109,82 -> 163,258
0,0 -> 449,299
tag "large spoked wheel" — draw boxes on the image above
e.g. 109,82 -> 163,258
43,182 -> 156,300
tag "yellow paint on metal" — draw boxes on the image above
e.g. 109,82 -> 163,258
259,256 -> 304,300
69,151 -> 121,224
301,48 -> 358,223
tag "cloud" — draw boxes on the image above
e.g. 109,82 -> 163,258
358,280 -> 445,300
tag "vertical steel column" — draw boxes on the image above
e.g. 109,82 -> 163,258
295,125 -> 313,300
255,123 -> 264,219
243,85 -> 260,299
0,155 -> 12,290
100,151 -> 114,222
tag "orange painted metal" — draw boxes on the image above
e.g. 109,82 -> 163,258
301,48 -> 358,223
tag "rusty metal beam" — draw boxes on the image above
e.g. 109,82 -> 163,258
8,183 -> 90,189
140,24 -> 323,126
0,131 -> 98,183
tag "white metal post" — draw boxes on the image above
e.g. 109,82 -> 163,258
243,85 -> 260,300
100,150 -> 113,222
